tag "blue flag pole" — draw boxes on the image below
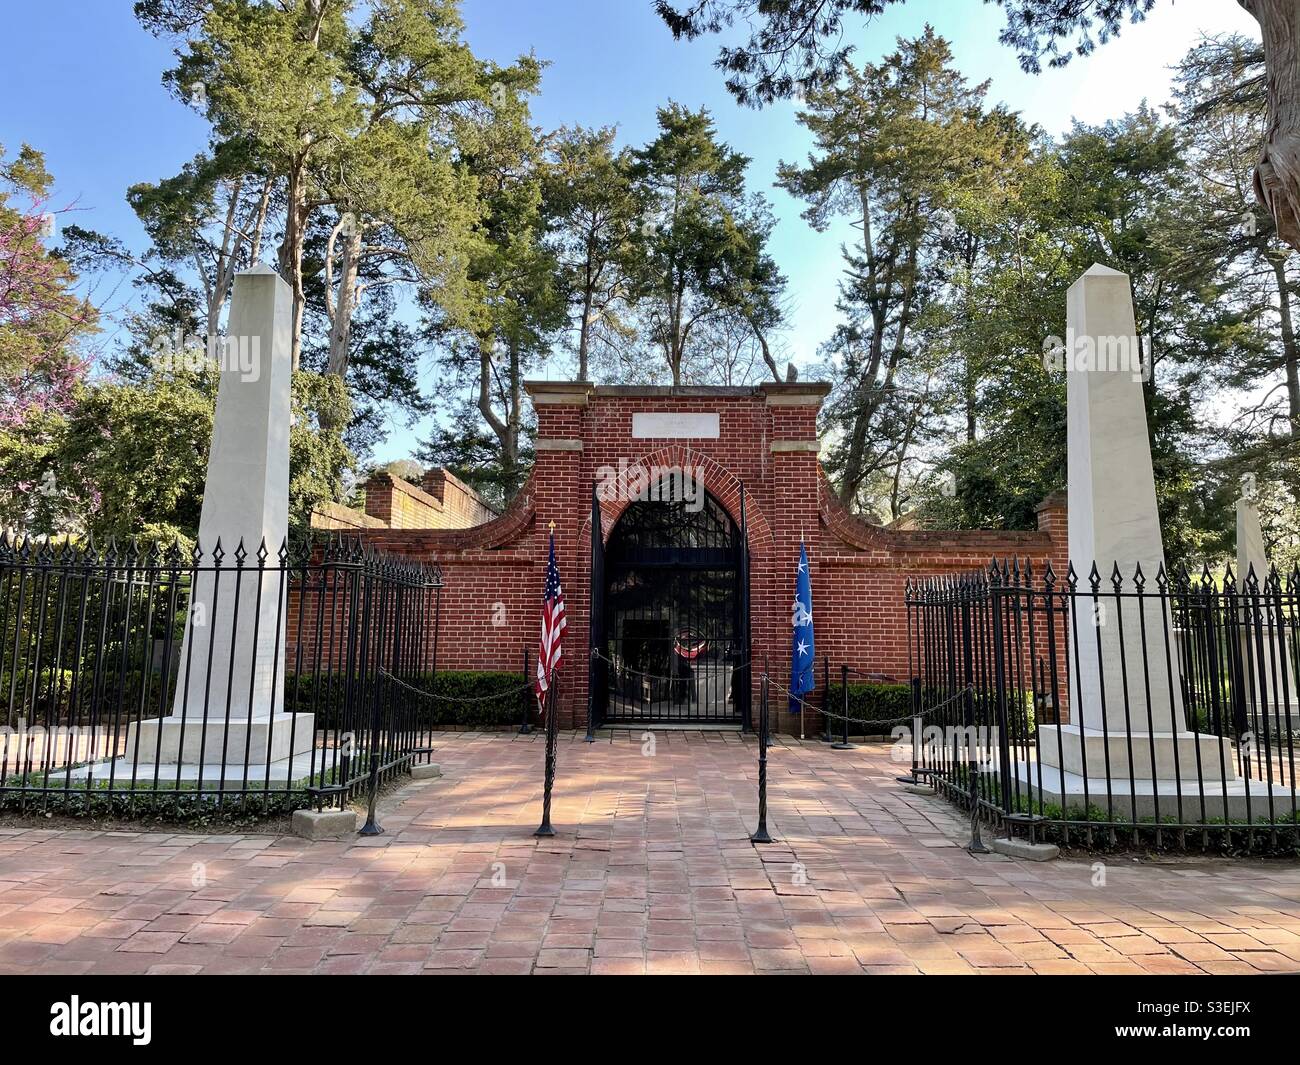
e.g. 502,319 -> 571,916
789,541 -> 815,725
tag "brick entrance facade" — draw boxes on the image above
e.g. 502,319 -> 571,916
343,382 -> 1067,733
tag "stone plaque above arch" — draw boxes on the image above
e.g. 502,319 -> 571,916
631,412 -> 720,439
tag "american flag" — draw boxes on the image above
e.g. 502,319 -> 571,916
534,531 -> 566,713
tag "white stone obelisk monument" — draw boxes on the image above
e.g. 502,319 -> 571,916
1039,264 -> 1232,780
1064,264 -> 1182,733
133,265 -> 310,765
1237,481 -> 1299,722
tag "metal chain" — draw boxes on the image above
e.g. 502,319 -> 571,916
377,667 -> 535,704
766,673 -> 975,729
760,674 -> 826,716
590,648 -> 756,685
379,661 -> 971,729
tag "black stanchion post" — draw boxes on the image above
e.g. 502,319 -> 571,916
961,596 -> 988,854
832,664 -> 856,750
359,569 -> 384,837
519,647 -> 533,735
534,675 -> 559,838
965,685 -> 987,853
897,676 -> 923,785
584,646 -> 596,743
751,672 -> 772,844
359,745 -> 383,834
822,655 -> 832,743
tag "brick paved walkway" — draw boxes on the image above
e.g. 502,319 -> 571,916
3,731 -> 1300,974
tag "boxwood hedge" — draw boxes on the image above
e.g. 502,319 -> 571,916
284,670 -> 526,730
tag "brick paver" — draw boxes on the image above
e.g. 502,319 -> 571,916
3,731 -> 1300,974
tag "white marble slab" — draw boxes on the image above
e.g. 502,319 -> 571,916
631,412 -> 719,439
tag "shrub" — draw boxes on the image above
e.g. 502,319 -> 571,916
0,778 -> 316,826
825,681 -> 914,733
284,669 -> 526,730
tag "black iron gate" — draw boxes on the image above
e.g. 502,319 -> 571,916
600,488 -> 745,725
587,482 -> 606,734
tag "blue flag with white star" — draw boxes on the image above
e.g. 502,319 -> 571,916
789,542 -> 815,712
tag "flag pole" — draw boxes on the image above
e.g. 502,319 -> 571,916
534,520 -> 563,836
534,673 -> 558,838
790,537 -> 814,745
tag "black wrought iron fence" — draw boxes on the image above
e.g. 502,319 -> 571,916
906,559 -> 1300,852
0,530 -> 442,815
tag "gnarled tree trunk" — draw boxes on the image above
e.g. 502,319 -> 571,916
1243,0 -> 1300,249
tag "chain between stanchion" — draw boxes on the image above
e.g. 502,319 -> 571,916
383,661 -> 974,851
589,650 -> 971,732
744,677 -> 981,854
381,663 -> 969,735
589,648 -> 756,684
377,667 -> 536,704
763,673 -> 974,731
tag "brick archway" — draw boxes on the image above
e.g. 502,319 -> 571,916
579,444 -> 761,727
578,444 -> 775,560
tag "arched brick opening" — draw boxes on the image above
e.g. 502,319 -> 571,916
578,444 -> 776,562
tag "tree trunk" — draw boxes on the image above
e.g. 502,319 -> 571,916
326,228 -> 360,379
1274,255 -> 1300,434
477,333 -> 518,486
669,275 -> 684,386
743,309 -> 781,382
838,264 -> 915,505
837,353 -> 882,504
963,364 -> 976,443
207,175 -> 243,336
506,338 -> 522,492
1242,0 -> 1300,250
248,176 -> 272,264
889,400 -> 921,522
277,163 -> 308,371
578,288 -> 593,382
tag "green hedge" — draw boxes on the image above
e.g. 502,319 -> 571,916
0,785 -> 314,826
826,682 -> 1036,734
284,670 -> 526,729
825,681 -> 914,732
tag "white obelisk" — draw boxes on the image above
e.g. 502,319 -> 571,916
1039,264 -> 1232,781
134,266 -> 309,765
1064,264 -> 1183,733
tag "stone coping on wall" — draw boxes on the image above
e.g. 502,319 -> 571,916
523,380 -> 833,403
1035,489 -> 1068,513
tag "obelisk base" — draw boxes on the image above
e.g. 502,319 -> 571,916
1037,724 -> 1236,783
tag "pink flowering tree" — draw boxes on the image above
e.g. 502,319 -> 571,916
0,145 -> 98,533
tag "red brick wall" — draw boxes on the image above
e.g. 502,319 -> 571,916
290,383 -> 1068,734
420,468 -> 499,527
359,471 -> 498,530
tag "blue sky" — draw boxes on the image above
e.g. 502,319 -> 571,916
0,0 -> 1260,462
